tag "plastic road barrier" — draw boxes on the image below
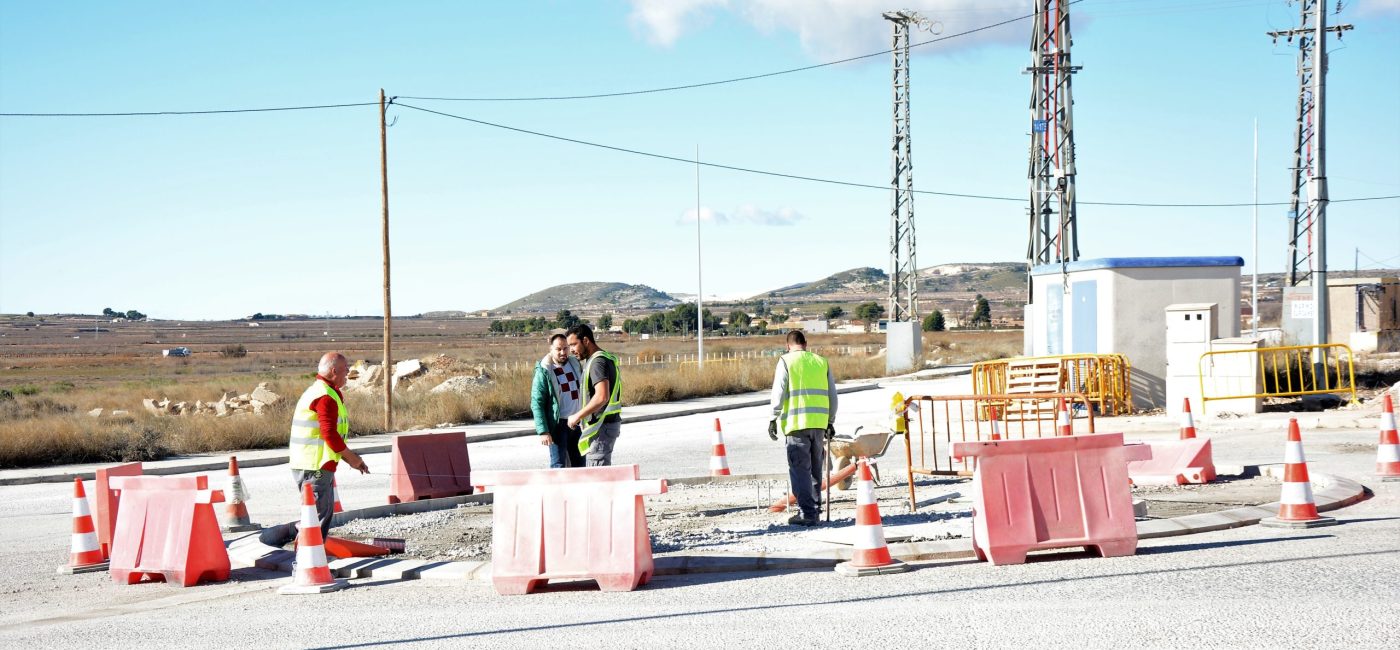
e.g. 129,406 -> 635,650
1127,439 -> 1216,485
952,432 -> 1149,565
388,431 -> 474,504
108,475 -> 230,587
471,465 -> 667,595
94,462 -> 143,559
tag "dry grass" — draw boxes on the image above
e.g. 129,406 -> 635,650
0,328 -> 1020,468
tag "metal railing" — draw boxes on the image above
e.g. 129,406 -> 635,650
901,392 -> 1096,511
1197,343 -> 1357,409
972,354 -> 1134,416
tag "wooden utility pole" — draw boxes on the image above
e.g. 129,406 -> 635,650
380,89 -> 394,431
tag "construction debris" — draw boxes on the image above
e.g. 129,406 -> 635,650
141,382 -> 283,417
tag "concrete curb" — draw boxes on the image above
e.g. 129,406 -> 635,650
0,383 -> 882,486
225,465 -> 1371,584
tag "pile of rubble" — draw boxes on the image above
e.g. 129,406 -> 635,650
141,382 -> 284,417
343,354 -> 494,395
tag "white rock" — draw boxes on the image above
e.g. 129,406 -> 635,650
87,408 -> 104,418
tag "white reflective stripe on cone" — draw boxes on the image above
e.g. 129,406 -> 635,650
1378,445 -> 1400,463
856,480 -> 876,505
1284,442 -> 1306,464
72,497 -> 92,517
712,431 -> 724,445
1280,481 -> 1315,505
296,543 -> 327,569
709,456 -> 728,470
1181,412 -> 1194,428
853,524 -> 886,550
195,489 -> 216,504
1382,413 -> 1397,431
300,505 -> 319,529
71,531 -> 99,553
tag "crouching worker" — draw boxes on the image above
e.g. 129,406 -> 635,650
260,352 -> 370,547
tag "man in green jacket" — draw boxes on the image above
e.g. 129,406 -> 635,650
531,333 -> 585,468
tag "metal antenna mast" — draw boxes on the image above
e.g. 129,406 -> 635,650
883,10 -> 936,323
1025,0 -> 1081,294
1269,1 -> 1351,289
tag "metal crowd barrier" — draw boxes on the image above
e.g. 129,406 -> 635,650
972,354 -> 1134,416
1197,343 -> 1357,408
900,392 -> 1097,511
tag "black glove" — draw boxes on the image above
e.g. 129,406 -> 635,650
767,420 -> 779,441
825,424 -> 836,441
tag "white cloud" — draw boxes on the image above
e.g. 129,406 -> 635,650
628,0 -> 1028,58
628,0 -> 730,46
678,204 -> 804,226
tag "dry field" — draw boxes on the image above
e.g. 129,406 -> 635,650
0,315 -> 1020,468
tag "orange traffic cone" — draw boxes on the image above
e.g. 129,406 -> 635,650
1180,398 -> 1197,440
57,477 -> 109,574
1261,419 -> 1337,529
1378,394 -> 1400,481
989,406 -> 1003,441
279,483 -> 346,594
222,456 -> 260,532
710,418 -> 731,477
1056,400 -> 1073,437
332,477 -> 344,514
835,459 -> 909,576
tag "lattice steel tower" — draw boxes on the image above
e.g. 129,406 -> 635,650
1268,2 -> 1351,289
1025,0 -> 1081,290
883,10 -> 933,323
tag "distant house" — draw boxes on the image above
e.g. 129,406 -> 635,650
834,320 -> 867,334
797,319 -> 829,333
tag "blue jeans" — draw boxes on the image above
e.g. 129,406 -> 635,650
785,428 -> 825,519
547,419 -> 585,468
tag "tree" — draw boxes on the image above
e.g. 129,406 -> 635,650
824,305 -> 845,320
125,309 -> 146,321
555,309 -> 581,330
728,310 -> 751,332
922,310 -> 945,332
102,307 -> 117,317
970,294 -> 991,328
25,311 -> 34,318
855,301 -> 885,322
596,313 -> 613,330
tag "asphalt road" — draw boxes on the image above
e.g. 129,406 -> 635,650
1,376 -> 1396,648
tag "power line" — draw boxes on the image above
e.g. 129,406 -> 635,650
394,101 -> 1398,209
0,102 -> 380,118
397,3 -> 1079,103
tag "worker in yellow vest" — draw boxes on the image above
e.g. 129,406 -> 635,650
566,324 -> 623,466
767,330 -> 837,527
262,352 -> 369,547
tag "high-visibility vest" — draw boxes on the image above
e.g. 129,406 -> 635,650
578,350 -> 623,454
288,379 -> 349,471
779,350 -> 831,434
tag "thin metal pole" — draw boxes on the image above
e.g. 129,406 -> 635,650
1310,5 -> 1329,374
380,89 -> 394,431
696,144 -> 703,370
1252,118 -> 1259,337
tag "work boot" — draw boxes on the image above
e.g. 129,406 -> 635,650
258,523 -> 297,548
787,514 -> 817,527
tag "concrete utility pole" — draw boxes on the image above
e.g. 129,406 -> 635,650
379,89 -> 394,431
883,10 -> 932,324
1025,0 -> 1081,299
696,144 -> 703,370
1268,1 -> 1351,371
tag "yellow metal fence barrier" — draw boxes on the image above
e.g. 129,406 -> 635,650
1197,343 -> 1357,408
972,354 -> 1134,416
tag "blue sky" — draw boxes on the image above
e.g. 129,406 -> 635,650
1,0 -> 1397,320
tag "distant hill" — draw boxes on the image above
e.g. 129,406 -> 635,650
496,282 -> 679,313
754,263 -> 1028,302
759,267 -> 888,299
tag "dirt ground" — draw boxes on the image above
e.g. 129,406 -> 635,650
333,474 -> 1283,562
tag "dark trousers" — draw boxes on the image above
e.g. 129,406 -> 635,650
548,419 -> 585,468
785,428 -> 825,519
259,468 -> 335,547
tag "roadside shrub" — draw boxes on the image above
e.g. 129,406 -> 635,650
220,344 -> 248,358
